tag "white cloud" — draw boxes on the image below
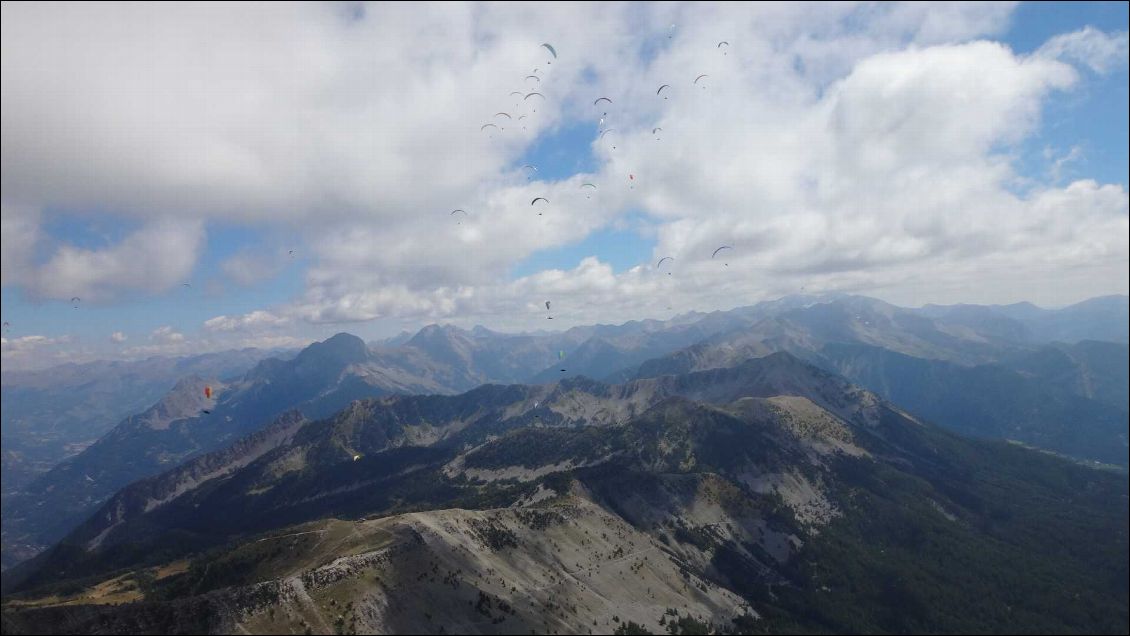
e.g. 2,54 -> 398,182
1,334 -> 76,369
0,214 -> 204,301
0,203 -> 40,287
1,2 -> 1126,334
220,249 -> 288,287
110,331 -> 128,343
1037,26 -> 1129,74
152,325 -> 185,344
204,310 -> 290,332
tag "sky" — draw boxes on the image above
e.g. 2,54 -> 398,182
1,1 -> 1128,369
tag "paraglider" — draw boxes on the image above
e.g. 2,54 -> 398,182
657,256 -> 674,274
494,113 -> 512,129
204,385 -> 213,399
525,75 -> 541,84
580,182 -> 596,198
599,129 -> 616,150
481,123 -> 500,136
71,297 -> 81,309
531,197 -> 549,215
451,209 -> 467,224
541,43 -> 557,62
593,97 -> 612,118
657,84 -> 670,99
652,127 -> 662,139
524,92 -> 545,112
694,74 -> 709,87
712,245 -> 733,266
545,300 -> 553,319
521,164 -> 538,179
182,283 -> 191,288
718,41 -> 729,54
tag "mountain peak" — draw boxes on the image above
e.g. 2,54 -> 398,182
406,323 -> 469,347
295,333 -> 369,366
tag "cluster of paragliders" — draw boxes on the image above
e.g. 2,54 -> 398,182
453,36 -> 741,374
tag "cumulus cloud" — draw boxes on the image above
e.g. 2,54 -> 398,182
204,310 -> 290,332
1,334 -> 75,369
1037,26 -> 1130,74
0,213 -> 204,301
151,326 -> 185,344
2,2 -> 1126,335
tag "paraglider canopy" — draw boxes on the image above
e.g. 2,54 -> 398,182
204,386 -> 213,399
541,43 -> 557,60
524,92 -> 545,111
694,74 -> 709,87
70,297 -> 81,309
712,245 -> 733,266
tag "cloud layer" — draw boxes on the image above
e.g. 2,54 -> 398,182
2,2 -> 1126,353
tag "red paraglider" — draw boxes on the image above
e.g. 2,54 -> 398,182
204,386 -> 213,399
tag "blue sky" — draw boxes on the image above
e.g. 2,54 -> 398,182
1,1 -> 1127,367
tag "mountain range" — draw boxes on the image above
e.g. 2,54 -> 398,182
2,349 -> 1126,634
1,293 -> 1126,632
1,348 -> 280,494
